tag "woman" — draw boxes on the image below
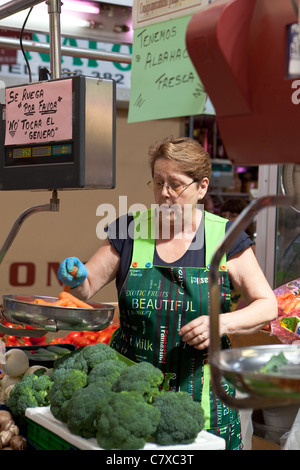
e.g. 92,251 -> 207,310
58,136 -> 277,450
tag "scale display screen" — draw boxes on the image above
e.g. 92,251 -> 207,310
5,143 -> 73,165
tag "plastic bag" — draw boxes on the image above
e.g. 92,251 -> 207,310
283,409 -> 300,450
270,279 -> 300,344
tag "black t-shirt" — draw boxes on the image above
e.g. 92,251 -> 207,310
105,212 -> 253,293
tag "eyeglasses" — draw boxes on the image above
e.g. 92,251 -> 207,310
147,179 -> 196,198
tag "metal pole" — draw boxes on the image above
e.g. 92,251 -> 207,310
47,0 -> 62,79
0,36 -> 132,64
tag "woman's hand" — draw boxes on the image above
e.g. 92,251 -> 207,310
179,316 -> 211,350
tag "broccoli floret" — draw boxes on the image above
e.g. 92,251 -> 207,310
7,373 -> 53,427
66,382 -> 111,438
112,361 -> 164,402
87,359 -> 128,387
53,347 -> 88,375
96,391 -> 161,450
50,369 -> 88,423
152,391 -> 205,445
74,342 -> 118,371
260,352 -> 288,374
31,374 -> 53,406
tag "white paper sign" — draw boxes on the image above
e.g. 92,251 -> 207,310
5,78 -> 73,146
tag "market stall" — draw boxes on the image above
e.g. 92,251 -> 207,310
0,0 -> 299,452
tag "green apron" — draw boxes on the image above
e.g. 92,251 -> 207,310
110,209 -> 243,450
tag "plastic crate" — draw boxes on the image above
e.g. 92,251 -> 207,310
26,418 -> 79,450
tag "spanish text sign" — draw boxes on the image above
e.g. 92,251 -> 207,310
5,78 -> 73,146
128,15 -> 206,123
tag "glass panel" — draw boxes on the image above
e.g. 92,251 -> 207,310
275,206 -> 300,288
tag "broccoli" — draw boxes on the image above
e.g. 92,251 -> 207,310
53,347 -> 87,376
112,361 -> 164,402
50,369 -> 88,423
96,391 -> 161,450
7,373 -> 53,427
151,391 -> 205,446
87,359 -> 128,387
260,352 -> 288,374
74,342 -> 118,371
66,381 -> 111,438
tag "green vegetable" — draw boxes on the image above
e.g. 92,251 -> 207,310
87,359 -> 128,387
260,352 -> 289,374
47,345 -> 72,356
96,391 -> 161,450
73,342 -> 118,371
152,391 -> 205,446
47,344 -> 205,449
50,369 -> 88,423
112,361 -> 164,402
66,382 -> 111,438
7,373 -> 53,427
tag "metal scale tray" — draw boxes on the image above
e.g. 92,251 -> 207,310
215,344 -> 300,400
1,294 -> 116,334
209,195 -> 300,409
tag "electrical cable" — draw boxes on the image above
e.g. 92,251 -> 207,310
20,7 -> 33,83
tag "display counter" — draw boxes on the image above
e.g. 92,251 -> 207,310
25,407 -> 226,451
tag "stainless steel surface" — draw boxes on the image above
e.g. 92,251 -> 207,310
0,191 -> 59,264
215,344 -> 300,399
2,294 -> 116,332
85,77 -> 115,188
48,0 -> 62,79
209,194 -> 300,409
0,0 -> 44,19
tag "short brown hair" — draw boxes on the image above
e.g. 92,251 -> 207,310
148,136 -> 211,181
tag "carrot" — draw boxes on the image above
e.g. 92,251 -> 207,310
33,299 -> 50,305
63,266 -> 78,293
58,291 -> 93,309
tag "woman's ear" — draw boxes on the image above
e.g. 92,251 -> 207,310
198,177 -> 209,199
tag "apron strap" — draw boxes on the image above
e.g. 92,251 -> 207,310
130,209 -> 228,270
204,211 -> 227,270
201,363 -> 211,429
131,208 -> 155,269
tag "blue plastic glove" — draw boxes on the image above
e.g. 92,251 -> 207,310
57,257 -> 88,288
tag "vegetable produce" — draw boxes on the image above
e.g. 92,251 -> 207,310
0,409 -> 27,450
1,349 -> 29,378
7,372 -> 53,427
259,352 -> 288,374
96,391 -> 161,450
151,391 -> 206,445
47,343 -> 205,449
50,369 -> 88,423
32,291 -> 93,309
66,382 -> 111,438
112,360 -> 164,402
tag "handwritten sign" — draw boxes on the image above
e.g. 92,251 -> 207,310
5,79 -> 73,146
128,15 -> 207,123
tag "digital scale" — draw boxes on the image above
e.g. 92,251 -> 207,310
0,74 -> 116,191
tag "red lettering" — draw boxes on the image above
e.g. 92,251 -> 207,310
47,262 -> 62,286
9,262 -> 35,286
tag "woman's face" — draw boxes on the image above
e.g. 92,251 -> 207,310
152,158 -> 208,225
